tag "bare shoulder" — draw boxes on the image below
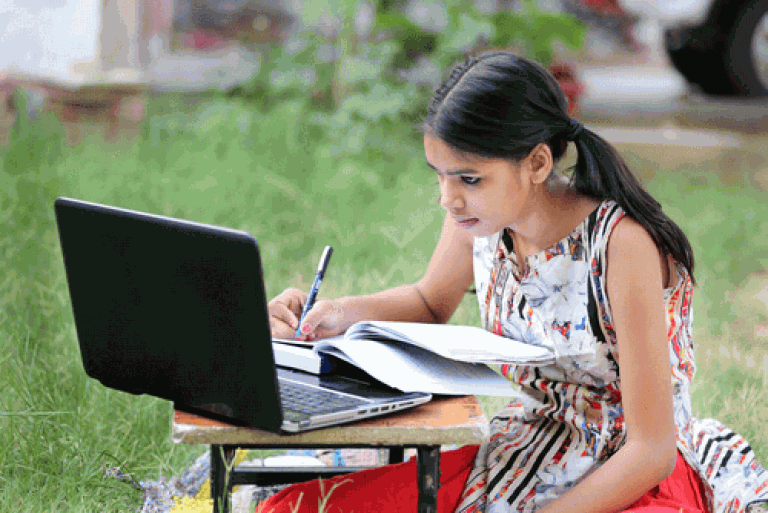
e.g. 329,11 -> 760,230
606,216 -> 664,285
608,215 -> 655,248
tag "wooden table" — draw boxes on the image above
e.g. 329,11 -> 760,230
172,396 -> 489,513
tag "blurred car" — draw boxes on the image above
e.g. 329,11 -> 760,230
620,0 -> 768,97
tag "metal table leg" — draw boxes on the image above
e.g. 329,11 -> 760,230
388,446 -> 405,464
210,444 -> 441,513
417,445 -> 441,513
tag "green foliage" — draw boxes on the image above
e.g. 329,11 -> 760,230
491,7 -> 586,66
0,93 -> 65,347
0,107 -> 206,510
2,91 -> 65,177
440,2 -> 496,56
228,0 -> 586,126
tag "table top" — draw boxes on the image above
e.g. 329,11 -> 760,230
173,395 -> 489,446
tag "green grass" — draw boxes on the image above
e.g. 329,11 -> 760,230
0,95 -> 766,511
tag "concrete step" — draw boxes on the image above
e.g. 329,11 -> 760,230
144,46 -> 260,92
576,60 -> 688,123
577,61 -> 768,133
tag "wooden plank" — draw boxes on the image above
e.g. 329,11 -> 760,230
172,396 -> 489,447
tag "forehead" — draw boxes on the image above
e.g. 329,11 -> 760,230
424,134 -> 484,164
423,133 -> 513,173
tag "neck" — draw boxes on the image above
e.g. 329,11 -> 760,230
507,185 -> 586,256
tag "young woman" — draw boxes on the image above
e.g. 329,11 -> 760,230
263,51 -> 768,513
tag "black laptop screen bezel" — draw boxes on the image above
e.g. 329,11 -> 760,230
54,197 -> 284,432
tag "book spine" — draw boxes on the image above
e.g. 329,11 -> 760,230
272,342 -> 334,375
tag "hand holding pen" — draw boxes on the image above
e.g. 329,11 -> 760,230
295,246 -> 333,339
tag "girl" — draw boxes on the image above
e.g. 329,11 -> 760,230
264,51 -> 768,513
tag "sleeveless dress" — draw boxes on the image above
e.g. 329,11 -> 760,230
456,199 -> 768,513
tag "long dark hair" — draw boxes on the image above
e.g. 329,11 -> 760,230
422,50 -> 695,283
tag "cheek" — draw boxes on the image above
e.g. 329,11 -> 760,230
496,180 -> 526,210
481,190 -> 512,217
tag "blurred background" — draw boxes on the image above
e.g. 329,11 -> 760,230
2,0 -> 768,138
1,1 -> 767,511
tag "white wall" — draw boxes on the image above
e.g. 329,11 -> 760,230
0,0 -> 142,85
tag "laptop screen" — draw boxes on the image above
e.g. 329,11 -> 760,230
54,197 -> 283,431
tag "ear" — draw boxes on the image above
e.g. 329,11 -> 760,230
523,143 -> 554,186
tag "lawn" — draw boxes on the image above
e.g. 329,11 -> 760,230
0,93 -> 766,512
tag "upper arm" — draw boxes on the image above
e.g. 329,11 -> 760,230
605,218 -> 676,466
416,213 -> 475,324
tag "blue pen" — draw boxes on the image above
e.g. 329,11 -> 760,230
295,246 -> 334,338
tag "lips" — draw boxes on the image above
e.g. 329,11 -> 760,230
454,217 -> 479,229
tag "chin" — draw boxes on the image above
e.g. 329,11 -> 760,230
470,225 -> 499,238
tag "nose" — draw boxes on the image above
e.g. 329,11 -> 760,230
439,178 -> 465,211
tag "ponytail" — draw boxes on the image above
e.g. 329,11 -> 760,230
569,128 -> 695,283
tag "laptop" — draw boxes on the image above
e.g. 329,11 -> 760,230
54,197 -> 431,433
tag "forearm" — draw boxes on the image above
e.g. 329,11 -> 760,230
337,284 -> 441,330
536,439 -> 677,513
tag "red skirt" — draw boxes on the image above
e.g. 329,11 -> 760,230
255,447 -> 709,513
622,451 -> 710,513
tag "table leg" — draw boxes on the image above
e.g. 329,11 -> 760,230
388,446 -> 405,464
211,444 -> 236,513
416,446 -> 441,513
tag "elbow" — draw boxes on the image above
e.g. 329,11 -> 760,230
432,309 -> 452,324
660,442 -> 678,481
649,437 -> 678,484
626,435 -> 677,486
429,310 -> 450,324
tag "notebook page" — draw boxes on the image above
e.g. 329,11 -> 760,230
345,321 -> 554,364
317,338 -> 516,396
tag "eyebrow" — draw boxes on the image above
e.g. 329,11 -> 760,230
424,160 -> 480,175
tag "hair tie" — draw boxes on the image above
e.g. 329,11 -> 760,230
565,118 -> 584,141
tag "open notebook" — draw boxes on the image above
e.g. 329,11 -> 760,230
274,321 -> 555,396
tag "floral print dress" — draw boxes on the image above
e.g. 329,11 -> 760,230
456,200 -> 768,513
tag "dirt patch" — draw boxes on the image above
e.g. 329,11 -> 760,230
591,124 -> 768,191
725,272 -> 768,350
673,97 -> 768,135
754,167 -> 768,191
716,149 -> 768,190
734,272 -> 768,314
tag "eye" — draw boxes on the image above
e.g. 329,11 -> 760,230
461,176 -> 481,185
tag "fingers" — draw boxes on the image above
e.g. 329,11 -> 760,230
295,299 -> 344,341
269,302 -> 299,338
274,287 -> 307,309
268,288 -> 306,338
268,288 -> 345,341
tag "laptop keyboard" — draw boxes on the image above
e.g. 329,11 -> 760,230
279,380 -> 368,414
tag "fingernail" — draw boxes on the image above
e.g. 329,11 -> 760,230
301,324 -> 311,334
